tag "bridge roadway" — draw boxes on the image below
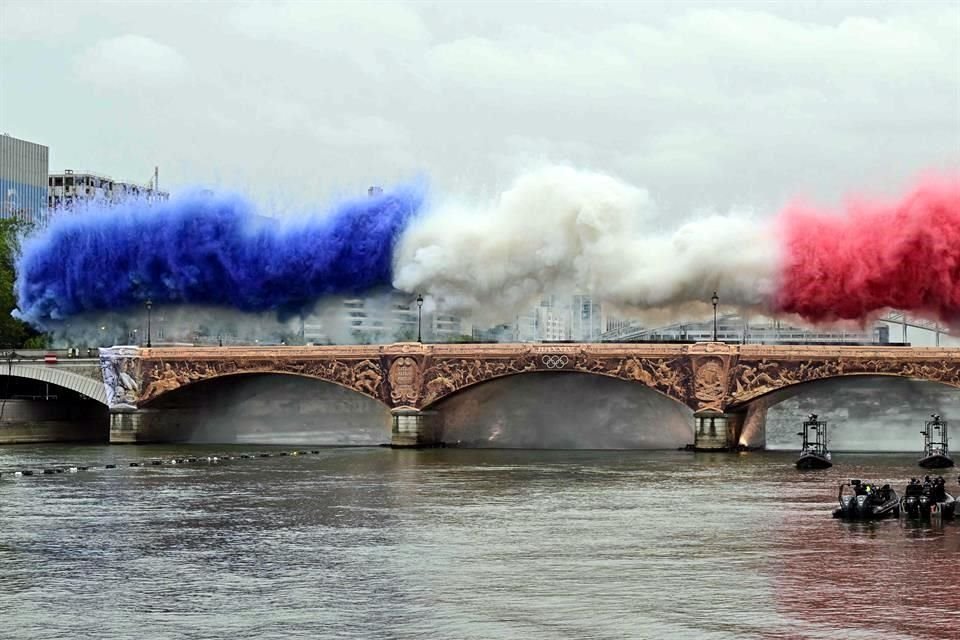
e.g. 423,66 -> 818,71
86,342 -> 960,448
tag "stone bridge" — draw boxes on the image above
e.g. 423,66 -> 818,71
96,342 -> 960,448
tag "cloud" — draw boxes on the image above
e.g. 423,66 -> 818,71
228,1 -> 430,53
0,0 -> 79,41
75,34 -> 188,86
427,8 -> 957,108
2,1 -> 956,217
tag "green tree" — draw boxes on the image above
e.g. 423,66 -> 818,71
0,218 -> 44,348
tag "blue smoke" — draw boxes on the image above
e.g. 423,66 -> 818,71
14,183 -> 426,327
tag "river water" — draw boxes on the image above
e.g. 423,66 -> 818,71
1,445 -> 957,640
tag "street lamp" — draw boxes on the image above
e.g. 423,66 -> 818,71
711,291 -> 719,342
416,294 -> 424,343
145,299 -> 153,348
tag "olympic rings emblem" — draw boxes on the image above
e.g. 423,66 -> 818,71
541,355 -> 569,369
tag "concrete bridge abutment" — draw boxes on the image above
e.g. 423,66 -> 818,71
109,408 -> 193,444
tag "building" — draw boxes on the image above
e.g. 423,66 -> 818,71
506,296 -> 567,341
571,295 -> 603,341
48,168 -> 169,210
0,133 -> 49,223
301,292 -> 466,344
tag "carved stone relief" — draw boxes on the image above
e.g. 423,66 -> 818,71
99,346 -> 142,409
388,356 -> 421,406
731,357 -> 960,405
419,349 -> 691,407
694,358 -> 726,402
121,344 -> 960,415
138,357 -> 384,404
420,354 -> 537,405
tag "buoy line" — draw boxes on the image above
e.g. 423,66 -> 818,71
0,449 -> 324,480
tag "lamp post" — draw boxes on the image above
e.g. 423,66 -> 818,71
711,291 -> 719,342
416,294 -> 424,343
145,299 -> 153,348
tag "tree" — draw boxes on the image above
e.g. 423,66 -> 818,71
0,217 -> 44,348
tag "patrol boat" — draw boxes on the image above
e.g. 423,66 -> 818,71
795,413 -> 832,470
832,480 -> 899,520
900,476 -> 956,519
918,414 -> 954,469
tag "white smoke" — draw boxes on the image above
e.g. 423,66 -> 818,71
393,166 -> 780,325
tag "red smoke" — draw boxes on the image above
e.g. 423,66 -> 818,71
775,175 -> 960,327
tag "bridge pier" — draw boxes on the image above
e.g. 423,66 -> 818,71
390,409 -> 440,448
109,408 -> 192,443
693,411 -> 745,451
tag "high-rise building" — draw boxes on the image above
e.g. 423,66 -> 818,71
510,296 -> 573,341
48,169 -> 169,210
0,133 -> 49,223
571,294 -> 602,341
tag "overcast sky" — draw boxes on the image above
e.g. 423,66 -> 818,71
1,0 -> 957,215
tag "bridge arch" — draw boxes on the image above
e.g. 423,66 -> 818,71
731,374 -> 960,450
425,370 -> 694,449
138,371 -> 393,444
2,364 -> 108,405
139,369 -> 389,409
137,356 -> 389,409
728,371 -> 960,413
419,354 -> 692,411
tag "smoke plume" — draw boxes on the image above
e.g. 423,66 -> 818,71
774,175 -> 960,326
15,184 -> 425,328
393,166 -> 779,324
12,166 -> 959,339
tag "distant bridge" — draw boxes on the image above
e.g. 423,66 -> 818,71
0,357 -> 106,404
95,342 -> 960,448
601,311 -> 952,345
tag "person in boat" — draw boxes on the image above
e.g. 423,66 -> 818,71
906,478 -> 923,497
931,477 -> 947,502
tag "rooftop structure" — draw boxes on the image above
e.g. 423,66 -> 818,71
48,168 -> 169,210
